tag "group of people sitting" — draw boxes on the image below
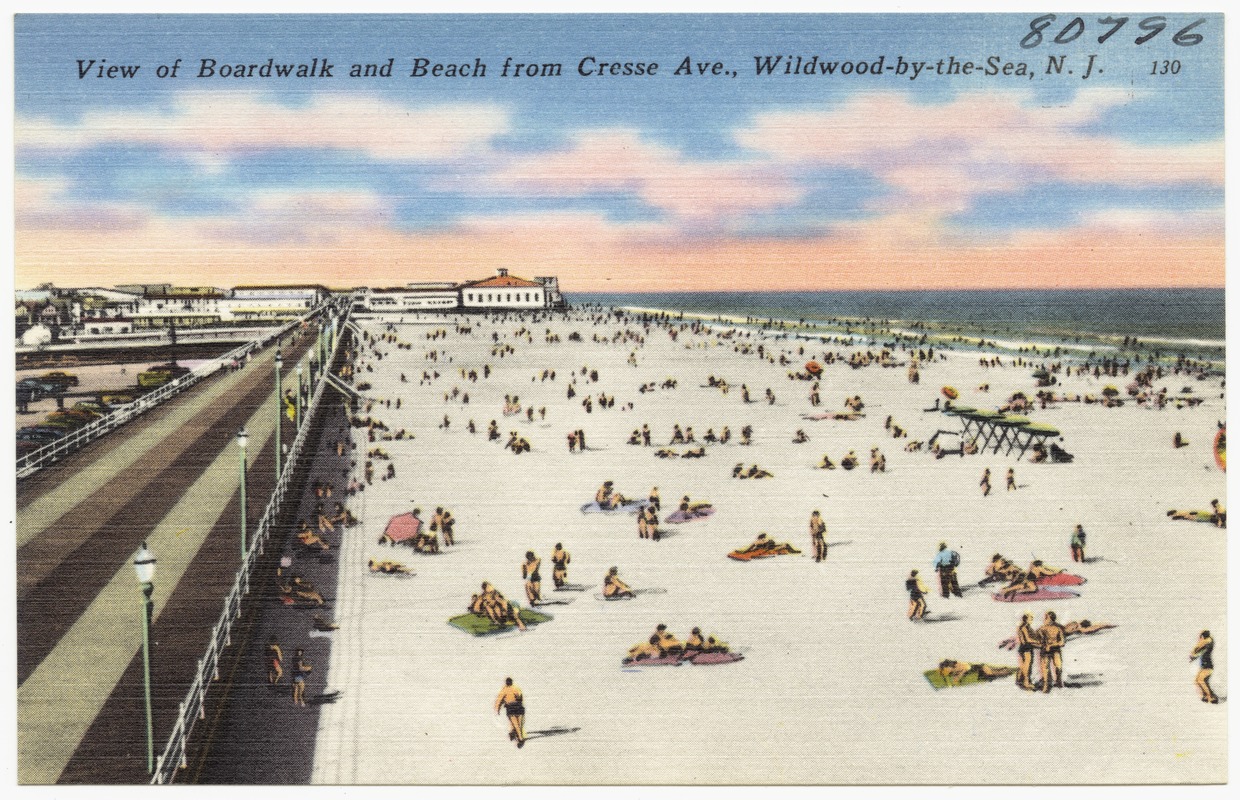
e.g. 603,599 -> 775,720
506,431 -> 532,454
626,624 -> 729,661
735,532 -> 800,556
732,463 -> 774,479
595,481 -> 633,509
817,450 -> 860,470
655,447 -> 707,459
980,554 -> 1066,598
468,582 -> 527,631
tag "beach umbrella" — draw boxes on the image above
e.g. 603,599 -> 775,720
1008,391 -> 1028,403
383,512 -> 422,543
1101,385 -> 1120,398
805,360 -> 823,376
941,386 -> 959,400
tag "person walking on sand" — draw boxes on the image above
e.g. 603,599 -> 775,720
906,570 -> 929,620
1038,611 -> 1066,693
1070,524 -> 1086,563
980,468 -> 992,496
809,510 -> 828,562
495,677 -> 526,748
1006,468 -> 1016,491
266,635 -> 283,689
292,648 -> 312,707
551,543 -> 570,589
1016,613 -> 1039,690
522,551 -> 542,606
933,542 -> 963,599
1190,630 -> 1219,703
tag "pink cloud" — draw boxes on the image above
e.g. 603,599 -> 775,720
16,92 -> 509,162
486,130 -> 801,221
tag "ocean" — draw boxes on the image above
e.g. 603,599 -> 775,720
569,289 -> 1225,358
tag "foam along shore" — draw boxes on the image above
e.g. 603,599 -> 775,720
311,307 -> 1225,785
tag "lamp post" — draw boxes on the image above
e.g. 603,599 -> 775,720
295,366 -> 303,429
274,351 -> 282,480
133,542 -> 157,776
237,428 -> 248,559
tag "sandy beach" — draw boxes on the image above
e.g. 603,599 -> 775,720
309,308 -> 1226,785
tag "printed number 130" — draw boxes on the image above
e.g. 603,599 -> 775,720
1021,15 -> 1206,48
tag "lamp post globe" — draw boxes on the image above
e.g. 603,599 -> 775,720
237,428 -> 248,559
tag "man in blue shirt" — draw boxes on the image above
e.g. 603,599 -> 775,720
933,542 -> 963,599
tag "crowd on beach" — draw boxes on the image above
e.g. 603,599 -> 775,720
273,303 -> 1225,745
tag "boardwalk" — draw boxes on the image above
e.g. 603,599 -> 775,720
17,330 -> 317,784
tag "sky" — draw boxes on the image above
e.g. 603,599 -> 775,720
13,13 -> 1226,291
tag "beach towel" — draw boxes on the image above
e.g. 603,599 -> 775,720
382,512 -> 421,543
622,651 -> 743,667
666,507 -> 716,524
447,607 -> 552,636
923,665 -> 1012,690
1036,573 -> 1086,587
580,500 -> 647,514
801,411 -> 863,421
728,544 -> 801,561
687,651 -> 744,666
622,653 -> 685,667
992,588 -> 1080,602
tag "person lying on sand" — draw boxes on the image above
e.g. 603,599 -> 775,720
938,660 -> 1016,687
841,451 -> 859,470
679,496 -> 712,514
1025,560 -> 1063,580
739,533 -> 799,555
1001,620 -> 1115,649
603,567 -> 635,599
656,449 -> 679,459
368,558 -> 411,574
746,464 -> 774,479
732,462 -> 746,478
998,573 -> 1038,599
980,554 -> 1023,585
682,447 -> 706,458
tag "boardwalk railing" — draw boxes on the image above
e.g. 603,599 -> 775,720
150,309 -> 348,785
16,309 -> 328,480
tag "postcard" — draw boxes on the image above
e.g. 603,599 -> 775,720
12,10 -> 1226,787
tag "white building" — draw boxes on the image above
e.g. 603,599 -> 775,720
458,269 -> 551,310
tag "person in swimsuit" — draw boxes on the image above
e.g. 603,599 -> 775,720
906,570 -> 928,621
627,635 -> 665,662
980,468 -> 992,496
522,551 -> 542,606
683,627 -> 706,655
266,636 -> 283,688
937,660 -> 1016,687
1026,560 -> 1063,580
1190,630 -> 1219,703
999,573 -> 1038,599
1016,613 -> 1039,690
603,567 -> 635,599
653,624 -> 684,655
1038,611 -> 1066,692
494,677 -> 526,747
292,649 -> 312,707
809,510 -> 827,562
551,543 -> 571,589
1070,524 -> 1086,563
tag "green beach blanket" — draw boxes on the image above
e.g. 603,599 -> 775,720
448,607 -> 552,635
923,666 -> 1013,690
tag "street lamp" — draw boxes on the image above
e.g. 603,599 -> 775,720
132,542 -> 157,776
295,366 -> 303,428
237,428 -> 248,559
274,351 -> 282,480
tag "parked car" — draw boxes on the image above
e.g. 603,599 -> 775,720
17,377 -> 57,396
17,426 -> 69,442
73,401 -> 110,416
137,362 -> 191,388
39,371 -> 80,389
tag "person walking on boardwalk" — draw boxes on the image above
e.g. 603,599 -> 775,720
906,570 -> 929,621
1016,614 -> 1039,690
292,648 -> 312,707
1190,630 -> 1219,703
1038,611 -> 1066,693
980,468 -> 992,496
495,677 -> 526,748
1070,524 -> 1086,563
266,636 -> 283,689
933,542 -> 963,599
1006,468 -> 1016,491
551,543 -> 571,589
809,510 -> 828,562
522,551 -> 542,606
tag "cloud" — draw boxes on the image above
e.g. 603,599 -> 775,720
736,88 -> 1223,226
484,130 -> 801,222
16,92 -> 510,162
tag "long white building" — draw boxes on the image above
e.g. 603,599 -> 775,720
358,269 -> 565,313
